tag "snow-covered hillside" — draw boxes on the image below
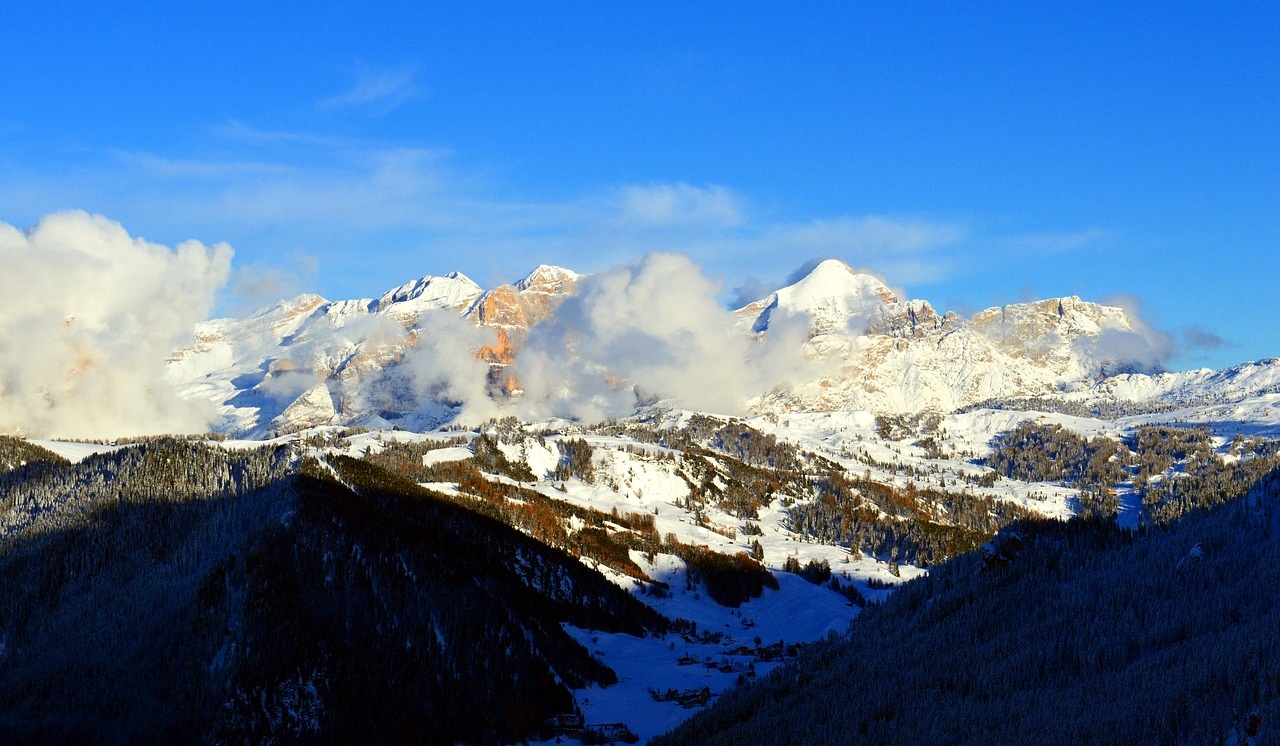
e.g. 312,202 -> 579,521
12,369 -> 1280,741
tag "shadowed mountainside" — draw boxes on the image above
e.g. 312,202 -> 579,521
0,441 -> 665,745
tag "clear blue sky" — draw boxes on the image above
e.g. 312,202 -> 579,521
2,2 -> 1276,370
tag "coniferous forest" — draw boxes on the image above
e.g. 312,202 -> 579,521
0,440 -> 665,744
656,468 -> 1280,745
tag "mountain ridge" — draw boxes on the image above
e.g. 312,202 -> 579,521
164,258 -> 1256,437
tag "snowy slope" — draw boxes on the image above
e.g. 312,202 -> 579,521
32,378 -> 1280,741
1091,358 -> 1280,405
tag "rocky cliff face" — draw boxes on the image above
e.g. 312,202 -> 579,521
467,265 -> 580,366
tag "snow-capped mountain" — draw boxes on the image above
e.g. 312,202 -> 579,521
166,266 -> 578,435
166,256 -> 1272,435
737,259 -> 1162,414
22,259 -> 1280,742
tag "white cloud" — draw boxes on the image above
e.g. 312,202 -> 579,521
510,252 -> 831,422
213,120 -> 351,148
1086,292 -> 1175,372
1010,228 -> 1109,255
397,313 -> 500,424
319,65 -> 421,112
231,250 -> 320,313
0,211 -> 233,438
743,217 -> 964,288
769,216 -> 964,256
2,122 -> 986,314
195,147 -> 453,230
256,369 -> 323,404
616,183 -> 745,228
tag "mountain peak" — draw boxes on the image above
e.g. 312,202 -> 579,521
802,258 -> 858,280
374,273 -> 482,312
515,265 -> 579,293
776,260 -> 898,314
733,260 -> 901,337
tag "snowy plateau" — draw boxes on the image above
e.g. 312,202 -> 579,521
4,257 -> 1280,744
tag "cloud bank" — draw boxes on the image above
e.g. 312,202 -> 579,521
0,211 -> 232,438
1092,292 -> 1175,372
399,312 -> 501,423
510,253 -> 817,422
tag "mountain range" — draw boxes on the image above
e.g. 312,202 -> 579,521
166,258 -> 1279,437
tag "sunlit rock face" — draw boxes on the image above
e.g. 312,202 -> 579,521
467,265 -> 580,365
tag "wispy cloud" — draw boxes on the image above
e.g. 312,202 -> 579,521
1094,292 -> 1239,368
111,150 -> 290,180
738,216 -> 966,289
767,216 -> 964,256
1173,325 -> 1237,366
207,147 -> 452,228
1009,227 -> 1110,254
615,183 -> 745,228
1181,325 -> 1233,351
3,120 -> 1046,313
1099,291 -> 1176,367
214,120 -> 351,148
318,64 -> 421,112
104,136 -> 966,280
230,250 -> 320,313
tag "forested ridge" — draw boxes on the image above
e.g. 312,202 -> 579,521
361,428 -> 781,608
596,415 -> 1031,568
0,436 -> 68,475
0,440 -> 666,745
986,421 -> 1280,524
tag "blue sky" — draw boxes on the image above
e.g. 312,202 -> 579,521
2,2 -> 1276,370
